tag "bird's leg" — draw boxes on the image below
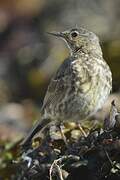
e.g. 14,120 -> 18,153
59,122 -> 69,148
77,123 -> 87,137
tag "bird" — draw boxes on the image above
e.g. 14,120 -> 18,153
21,27 -> 112,147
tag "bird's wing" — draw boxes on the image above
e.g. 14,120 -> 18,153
42,56 -> 93,112
41,58 -> 72,111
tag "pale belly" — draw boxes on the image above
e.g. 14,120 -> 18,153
50,78 -> 111,122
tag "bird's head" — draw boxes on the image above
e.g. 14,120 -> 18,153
48,27 -> 102,56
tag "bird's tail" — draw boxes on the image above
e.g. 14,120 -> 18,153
20,118 -> 51,147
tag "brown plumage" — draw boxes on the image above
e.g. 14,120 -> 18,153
21,27 -> 112,147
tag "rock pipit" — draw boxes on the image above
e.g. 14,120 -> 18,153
21,27 -> 112,147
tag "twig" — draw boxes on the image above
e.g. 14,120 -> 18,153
77,123 -> 87,137
49,155 -> 80,180
104,149 -> 113,166
59,124 -> 68,148
50,158 -> 64,180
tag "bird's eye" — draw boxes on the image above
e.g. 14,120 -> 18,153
71,31 -> 79,38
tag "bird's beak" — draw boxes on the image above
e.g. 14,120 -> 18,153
47,31 -> 65,38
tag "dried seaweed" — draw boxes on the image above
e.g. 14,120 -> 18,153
3,101 -> 120,180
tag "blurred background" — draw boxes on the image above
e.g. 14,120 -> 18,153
0,0 -> 119,143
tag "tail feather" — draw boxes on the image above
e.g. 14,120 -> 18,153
20,118 -> 51,147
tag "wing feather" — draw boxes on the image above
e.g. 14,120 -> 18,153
42,58 -> 72,110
